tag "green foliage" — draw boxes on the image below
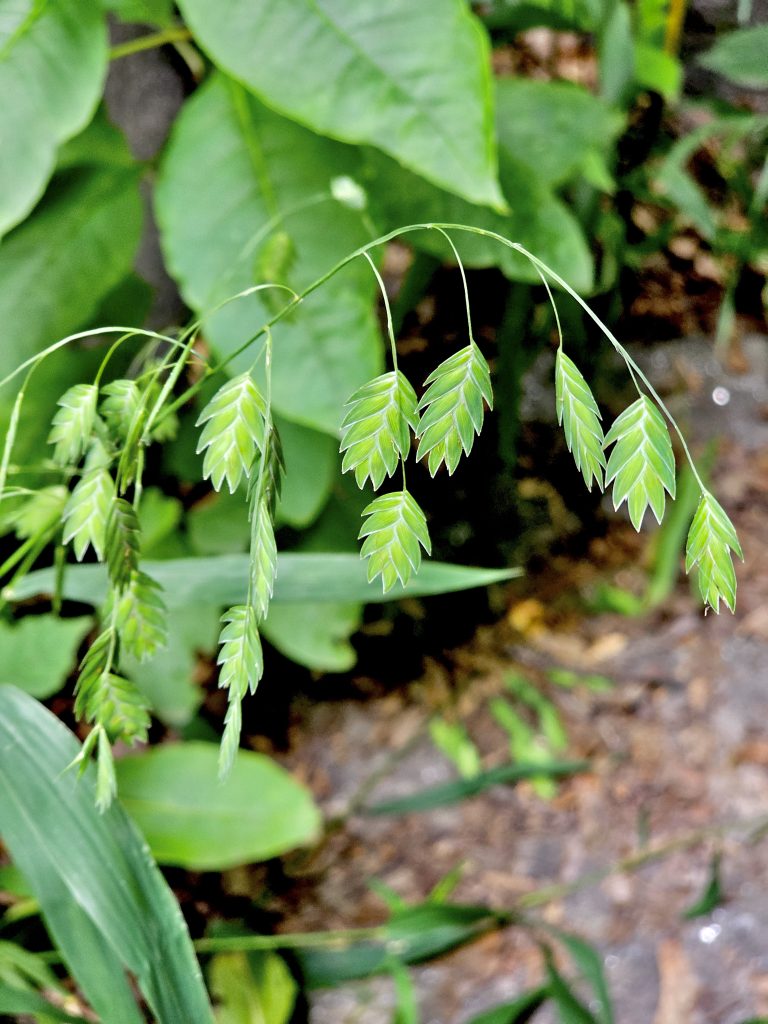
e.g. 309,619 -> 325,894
217,604 -> 264,777
603,396 -> 676,531
156,74 -> 381,435
196,372 -> 267,493
555,350 -> 606,492
698,25 -> 768,89
0,687 -> 214,1022
100,378 -> 142,441
114,742 -> 321,869
0,615 -> 90,699
12,552 -> 522,607
0,0 -> 107,237
685,491 -> 743,613
210,950 -> 297,1024
359,491 -> 432,592
340,371 -> 418,489
174,0 -> 503,209
47,383 -> 98,467
416,343 -> 493,476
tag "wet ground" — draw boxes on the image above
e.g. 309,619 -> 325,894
269,335 -> 768,1023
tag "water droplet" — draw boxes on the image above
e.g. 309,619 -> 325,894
712,386 -> 730,406
699,923 -> 722,944
605,954 -> 620,970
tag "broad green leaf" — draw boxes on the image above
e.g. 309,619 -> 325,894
555,350 -> 605,491
196,373 -> 267,494
479,0 -> 602,32
0,163 -> 143,369
359,491 -> 431,592
0,0 -> 107,237
0,615 -> 90,699
685,491 -> 742,613
114,742 -> 322,869
698,25 -> 768,89
416,343 -> 493,476
340,371 -> 418,489
603,396 -> 676,531
0,687 -> 214,1023
174,0 -> 503,209
156,74 -> 382,435
365,760 -> 587,815
275,416 -> 338,528
10,553 -> 522,607
188,489 -> 250,556
103,0 -> 174,25
262,601 -> 362,672
210,951 -> 297,1024
495,79 -> 623,189
366,148 -> 593,293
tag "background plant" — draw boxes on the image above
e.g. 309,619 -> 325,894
0,0 -> 760,1019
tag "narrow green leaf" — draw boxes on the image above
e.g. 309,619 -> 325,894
340,371 -> 418,489
685,491 -> 742,613
466,988 -> 550,1024
416,343 -> 493,476
365,760 -> 587,815
603,396 -> 676,530
174,0 -> 503,208
682,853 -> 723,920
359,491 -> 431,592
47,384 -> 97,467
558,933 -> 614,1024
11,554 -> 523,608
196,373 -> 267,493
555,350 -> 605,491
0,687 -> 215,1022
0,983 -> 87,1023
115,742 -> 321,869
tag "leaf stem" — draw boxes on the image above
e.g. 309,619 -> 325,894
431,227 -> 475,345
109,26 -> 193,61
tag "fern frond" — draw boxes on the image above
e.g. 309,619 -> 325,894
217,605 -> 263,698
555,350 -> 605,491
603,396 -> 676,530
685,492 -> 743,613
416,343 -> 493,476
340,371 -> 418,489
359,490 -> 431,592
101,379 -> 141,443
116,570 -> 167,661
196,373 -> 267,493
105,498 -> 141,589
62,446 -> 116,560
